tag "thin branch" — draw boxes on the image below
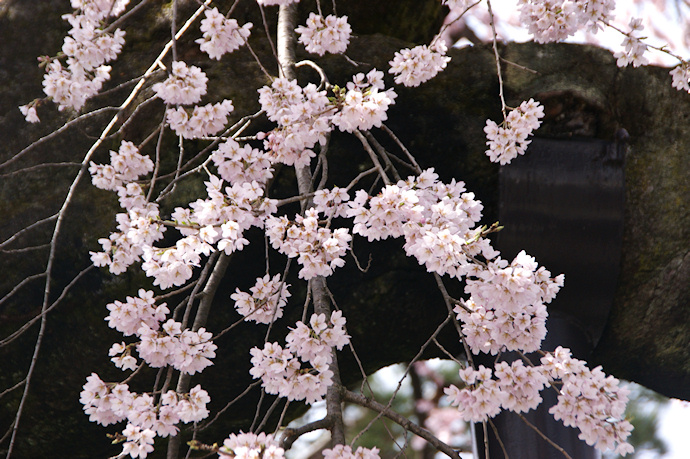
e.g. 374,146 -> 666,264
353,130 -> 391,186
280,417 -> 334,450
380,124 -> 422,174
198,381 -> 262,432
363,130 -> 402,182
0,107 -> 117,172
516,413 -> 573,459
0,265 -> 94,348
342,388 -> 462,459
0,162 -> 80,179
486,0 -> 507,118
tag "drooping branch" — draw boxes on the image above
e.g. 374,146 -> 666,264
341,388 -> 462,459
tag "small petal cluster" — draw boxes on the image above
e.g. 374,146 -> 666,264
445,362 -> 549,423
332,70 -> 397,132
81,374 -> 211,458
543,347 -> 634,455
296,13 -> 351,56
70,0 -> 130,20
670,62 -> 690,92
42,8 -> 126,111
444,350 -> 633,455
322,445 -> 381,459
90,200 -> 165,275
109,342 -> 138,370
218,432 -> 285,458
105,289 -> 168,337
455,250 -> 563,354
347,169 -> 487,278
517,0 -> 615,43
166,100 -> 234,139
484,98 -> 544,165
313,187 -> 350,218
249,311 -> 349,404
136,177 -> 274,287
138,320 -> 217,374
258,78 -> 333,167
211,138 -> 273,185
231,274 -> 291,324
389,40 -> 451,87
196,7 -> 252,60
89,140 -> 154,191
153,61 -> 208,106
614,19 -> 649,68
19,104 -> 40,123
266,208 -> 352,279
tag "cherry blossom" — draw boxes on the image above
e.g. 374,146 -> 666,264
332,70 -> 397,132
218,432 -> 285,458
484,98 -> 544,165
231,274 -> 291,324
389,40 -> 451,87
249,311 -> 349,404
322,445 -> 381,459
258,78 -> 333,167
614,18 -> 649,67
18,104 -> 40,123
296,13 -> 352,56
165,100 -> 234,139
153,61 -> 208,106
196,7 -> 252,60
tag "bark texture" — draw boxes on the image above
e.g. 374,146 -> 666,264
0,0 -> 688,457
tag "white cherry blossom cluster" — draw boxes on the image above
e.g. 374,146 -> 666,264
444,352 -> 633,455
454,251 -> 563,354
231,274 -> 291,324
332,70 -> 397,132
211,138 -> 273,185
42,11 -> 126,111
81,374 -> 210,458
90,201 -> 165,275
249,311 -> 349,404
109,342 -> 138,370
265,209 -> 352,279
105,289 -> 169,337
389,40 -> 451,87
258,78 -> 333,167
296,13 -> 352,56
137,319 -> 216,375
445,362 -> 549,423
322,445 -> 381,459
670,62 -> 690,92
347,169 -> 487,278
153,61 -> 208,105
542,347 -> 634,456
18,104 -> 40,123
517,0 -> 615,43
196,7 -> 252,60
70,0 -> 130,21
614,18 -> 649,68
484,98 -> 544,165
218,432 -> 285,458
313,187 -> 350,218
89,140 -> 154,191
138,177 -> 274,288
166,100 -> 235,139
